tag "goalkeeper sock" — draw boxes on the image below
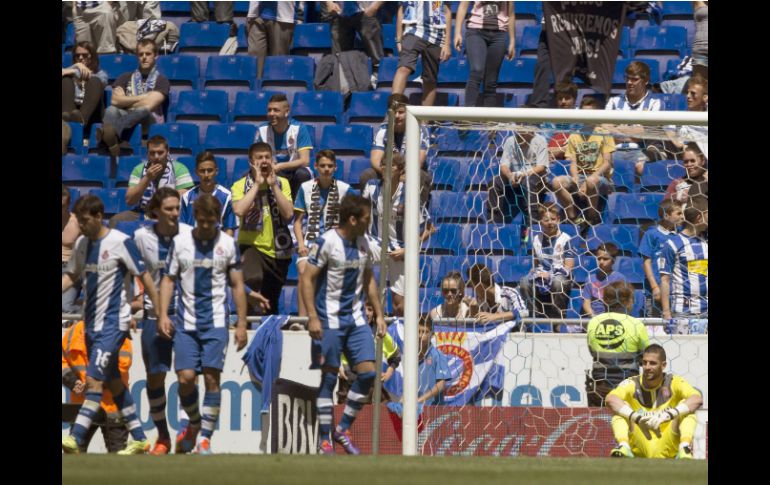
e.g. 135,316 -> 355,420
147,385 -> 170,440
679,413 -> 697,444
317,372 -> 337,442
611,414 -> 630,443
337,371 -> 375,433
113,388 -> 147,441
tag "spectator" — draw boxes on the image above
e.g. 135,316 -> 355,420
248,1 -> 303,79
62,41 -> 108,126
294,150 -> 356,316
546,81 -> 578,161
98,39 -> 170,158
582,243 -> 626,319
660,196 -> 708,334
232,142 -> 295,316
72,1 -> 118,54
585,281 -> 649,407
63,121 -> 72,156
552,96 -> 616,225
638,199 -> 682,326
604,61 -> 662,177
664,75 -> 708,160
466,263 -> 528,328
429,271 -> 473,321
525,16 -> 552,108
110,135 -> 194,227
322,1 -> 385,88
253,93 -> 314,200
190,1 -> 233,23
488,127 -> 549,226
179,151 -> 238,237
518,203 -> 575,331
692,1 -> 708,79
116,1 -> 161,22
454,1 -> 515,107
62,185 -> 82,315
664,143 -> 708,204
393,1 -> 452,106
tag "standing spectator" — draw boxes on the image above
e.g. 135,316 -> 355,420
179,151 -> 238,237
322,1 -> 385,88
393,1 -> 452,106
62,185 -> 82,315
660,196 -> 708,334
488,128 -> 549,226
232,143 -> 295,316
294,150 -> 355,316
72,1 -> 118,54
248,1 -> 302,79
62,41 -> 108,126
429,271 -> 473,321
518,203 -> 575,331
604,61 -> 662,177
190,1 -> 233,23
691,1 -> 708,79
116,1 -> 161,22
98,39 -> 170,158
110,135 -> 194,227
664,143 -> 708,204
582,243 -> 626,319
454,1 -> 515,107
157,194 -> 249,455
253,93 -> 314,200
638,200 -> 682,325
526,16 -> 552,108
466,263 -> 528,327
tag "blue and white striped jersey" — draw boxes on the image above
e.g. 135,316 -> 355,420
166,229 -> 241,332
660,233 -> 708,315
637,224 -> 676,287
478,284 -> 529,318
605,91 -> 662,112
401,1 -> 448,45
294,179 -> 354,239
66,229 -> 146,332
307,229 -> 372,330
532,231 -> 575,276
361,179 -> 430,249
254,118 -> 313,165
134,223 -> 193,317
180,185 -> 238,231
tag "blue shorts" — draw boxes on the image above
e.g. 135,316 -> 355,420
173,327 -> 229,373
319,324 -> 375,369
85,327 -> 128,382
141,319 -> 173,374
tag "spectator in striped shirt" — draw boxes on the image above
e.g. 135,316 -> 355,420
467,263 -> 528,329
393,1 -> 453,106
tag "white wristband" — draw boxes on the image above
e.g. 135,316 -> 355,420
675,402 -> 690,416
618,404 -> 633,419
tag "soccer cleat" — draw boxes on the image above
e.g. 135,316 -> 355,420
332,430 -> 360,455
610,443 -> 634,458
319,440 -> 335,455
149,438 -> 171,456
62,435 -> 80,454
676,445 -> 694,459
117,439 -> 150,455
195,437 -> 213,455
175,426 -> 197,454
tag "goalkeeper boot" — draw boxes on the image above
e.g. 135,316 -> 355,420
333,429 -> 360,455
117,439 -> 150,455
319,440 -> 335,455
610,443 -> 634,458
149,438 -> 171,456
61,435 -> 80,454
195,437 -> 212,455
676,445 -> 694,460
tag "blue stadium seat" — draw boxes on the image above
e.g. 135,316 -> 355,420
230,157 -> 251,186
62,155 -> 111,188
498,58 -> 537,87
115,220 -> 145,237
148,123 -> 201,155
608,193 -> 665,223
66,122 -> 85,155
291,23 -> 332,56
463,192 -> 490,223
422,224 -> 462,255
462,224 -> 520,256
460,164 -> 496,191
572,255 -> 598,284
632,26 -> 688,57
381,23 -> 397,55
279,286 -> 298,315
613,58 -> 661,86
585,224 -> 641,256
286,254 -> 299,284
431,158 -> 463,191
230,90 -> 284,122
612,158 -> 637,193
156,55 -> 201,90
434,128 -> 494,154
632,289 -> 646,318
661,2 -> 693,19
204,55 -> 258,89
171,90 -> 228,122
343,158 -> 371,187
98,54 -> 138,82
67,187 -> 81,209
261,56 -> 315,90
429,191 -> 463,222
652,92 -> 687,111
408,91 -> 459,107
65,22 -> 75,49
376,57 -> 422,89
178,22 -> 231,51
619,26 -> 632,58
497,256 -> 533,285
419,287 -> 443,313
517,26 -> 540,57
233,2 -> 250,15
159,1 -> 191,15
345,91 -> 389,124
640,161 -> 685,192
514,1 -> 542,20
437,58 -> 470,88
566,287 -> 587,320
114,155 -> 143,188
614,257 -> 645,285
291,91 -> 344,124
203,124 -> 257,152
319,125 -> 372,156
88,188 -> 128,214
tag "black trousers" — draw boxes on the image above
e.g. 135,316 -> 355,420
240,246 -> 291,316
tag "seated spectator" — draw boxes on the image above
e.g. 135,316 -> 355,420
546,81 -> 578,161
109,135 -> 194,227
552,96 -> 616,225
247,1 -> 302,78
519,203 -> 575,331
254,94 -> 314,200
62,41 -> 108,126
664,75 -> 708,160
73,1 -> 118,54
98,39 -> 170,158
62,121 -> 72,156
62,184 -> 82,315
664,143 -> 708,204
488,126 -> 549,227
582,243 -> 626,321
466,263 -> 528,328
429,271 -> 473,321
179,151 -> 238,237
115,17 -> 180,55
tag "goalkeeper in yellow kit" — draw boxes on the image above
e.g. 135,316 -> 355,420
605,344 -> 703,459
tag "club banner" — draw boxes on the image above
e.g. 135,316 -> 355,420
543,2 -> 627,95
270,378 -> 320,454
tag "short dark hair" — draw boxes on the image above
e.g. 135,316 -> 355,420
537,202 -> 560,220
580,96 -> 602,109
467,263 -> 494,287
268,93 -> 289,104
554,81 -> 578,99
315,149 -> 336,164
683,195 -> 708,224
387,93 -> 409,110
193,193 -> 222,219
596,242 -> 619,259
339,194 -> 370,226
603,281 -> 635,313
195,150 -> 218,168
249,142 -> 273,158
147,135 -> 169,150
643,343 -> 667,362
73,195 -> 104,218
419,313 -> 433,332
137,38 -> 158,54
146,187 -> 180,218
626,61 -> 651,83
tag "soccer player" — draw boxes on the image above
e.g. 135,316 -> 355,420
61,195 -> 160,455
300,194 -> 387,455
180,151 -> 238,237
157,194 -> 249,454
606,344 -> 703,459
133,187 -> 191,455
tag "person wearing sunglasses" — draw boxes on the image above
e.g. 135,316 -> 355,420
430,271 -> 473,321
62,41 -> 108,126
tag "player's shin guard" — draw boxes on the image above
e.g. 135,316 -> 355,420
679,413 -> 697,446
611,414 -> 631,444
200,392 -> 221,440
317,372 -> 337,442
337,371 -> 375,433
180,386 -> 202,429
113,389 -> 147,441
71,391 -> 103,445
147,385 -> 170,440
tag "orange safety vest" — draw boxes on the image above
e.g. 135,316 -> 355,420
61,321 -> 132,416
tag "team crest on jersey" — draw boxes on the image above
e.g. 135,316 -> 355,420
101,250 -> 109,260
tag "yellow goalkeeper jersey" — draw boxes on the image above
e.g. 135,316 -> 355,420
608,373 -> 701,412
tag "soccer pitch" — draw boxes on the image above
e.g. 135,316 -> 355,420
63,455 -> 707,485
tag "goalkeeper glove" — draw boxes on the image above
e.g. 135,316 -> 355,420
644,403 -> 690,430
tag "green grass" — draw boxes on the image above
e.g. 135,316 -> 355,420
63,455 -> 707,485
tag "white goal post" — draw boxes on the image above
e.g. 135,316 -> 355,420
401,107 -> 709,456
